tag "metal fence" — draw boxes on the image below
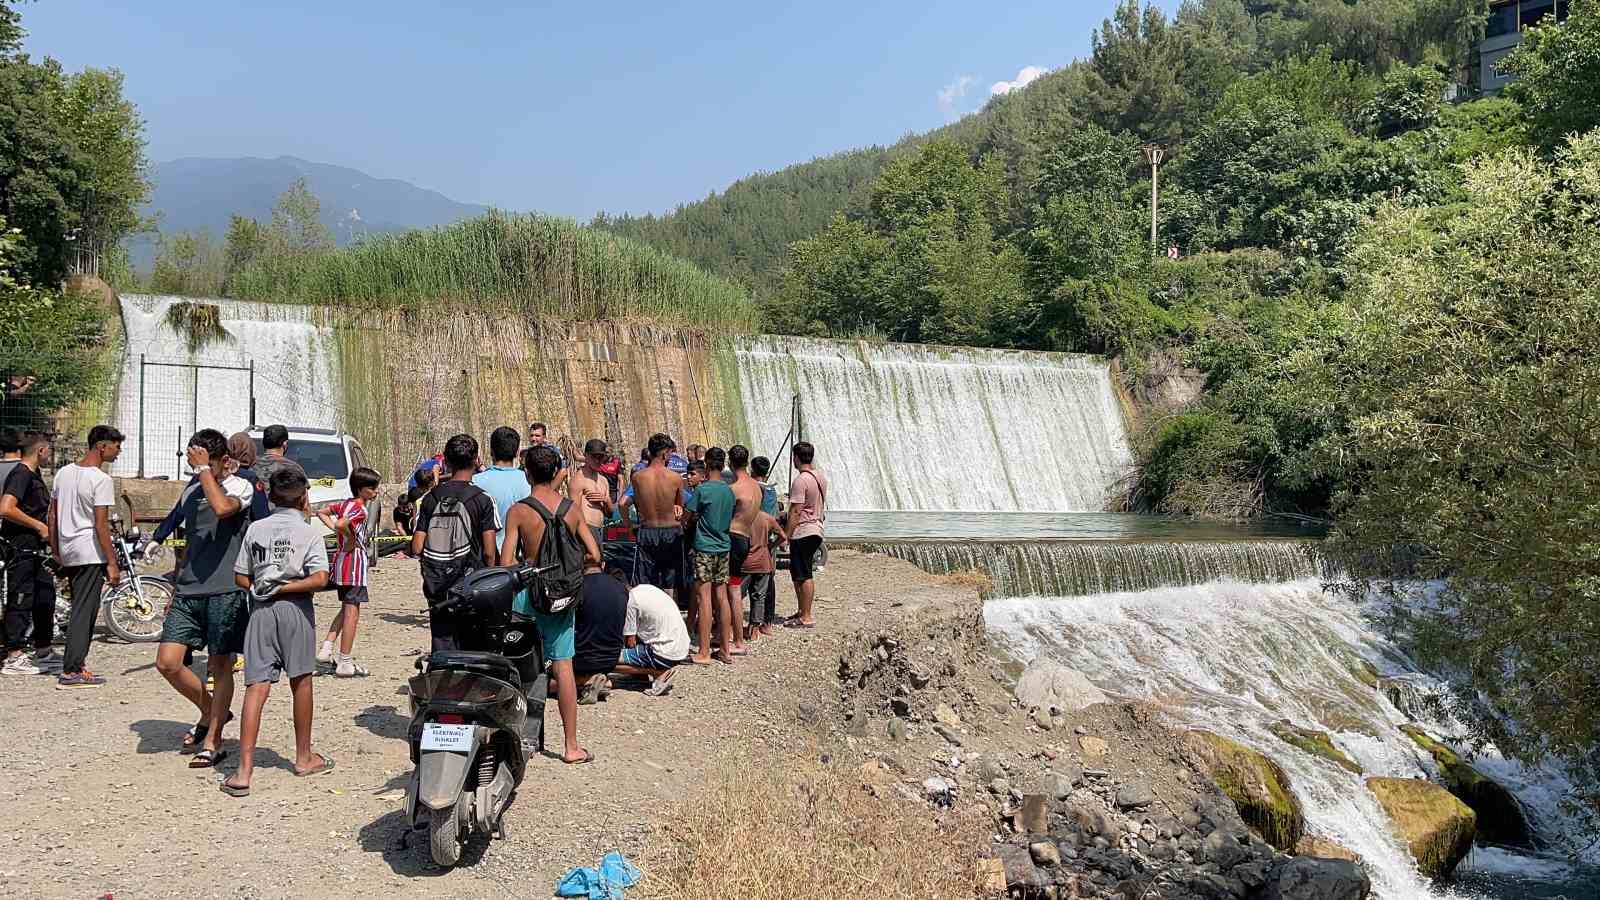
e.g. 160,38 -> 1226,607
1,359 -> 260,480
126,356 -> 258,479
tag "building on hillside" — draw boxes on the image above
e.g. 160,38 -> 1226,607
1479,0 -> 1572,92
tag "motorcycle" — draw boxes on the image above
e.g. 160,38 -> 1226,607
52,512 -> 172,643
403,563 -> 549,867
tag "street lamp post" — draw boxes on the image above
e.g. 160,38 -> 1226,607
1142,144 -> 1166,253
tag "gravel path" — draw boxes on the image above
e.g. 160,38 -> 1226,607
0,549 -> 952,900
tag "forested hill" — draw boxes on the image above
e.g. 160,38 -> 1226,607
590,0 -> 1486,297
587,70 -> 1047,296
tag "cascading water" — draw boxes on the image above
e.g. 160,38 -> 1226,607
983,577 -> 1595,899
113,295 -> 341,477
734,336 -> 1133,511
860,539 -> 1323,597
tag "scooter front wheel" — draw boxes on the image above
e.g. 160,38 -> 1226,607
428,804 -> 463,866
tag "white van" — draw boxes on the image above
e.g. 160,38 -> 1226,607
247,427 -> 380,563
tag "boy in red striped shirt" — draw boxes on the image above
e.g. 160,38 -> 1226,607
316,467 -> 380,677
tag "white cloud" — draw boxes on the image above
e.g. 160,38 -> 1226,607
990,65 -> 1047,96
937,75 -> 975,119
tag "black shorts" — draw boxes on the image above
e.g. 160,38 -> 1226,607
634,526 -> 687,592
728,533 -> 750,586
336,585 -> 369,605
790,535 -> 823,583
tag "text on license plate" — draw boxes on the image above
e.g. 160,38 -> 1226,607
421,723 -> 474,752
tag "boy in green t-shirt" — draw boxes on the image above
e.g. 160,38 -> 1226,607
684,447 -> 739,664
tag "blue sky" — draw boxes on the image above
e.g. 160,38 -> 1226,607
22,0 -> 1180,219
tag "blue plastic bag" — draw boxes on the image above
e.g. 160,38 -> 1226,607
555,852 -> 641,900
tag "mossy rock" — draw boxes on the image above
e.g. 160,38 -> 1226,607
1353,659 -> 1380,689
1269,720 -> 1362,775
1367,776 -> 1476,879
1400,725 -> 1532,847
1184,730 -> 1304,851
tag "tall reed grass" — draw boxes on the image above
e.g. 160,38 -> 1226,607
228,211 -> 758,331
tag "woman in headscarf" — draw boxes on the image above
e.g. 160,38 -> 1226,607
227,432 -> 270,521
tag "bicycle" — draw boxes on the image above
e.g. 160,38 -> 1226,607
0,513 -> 174,644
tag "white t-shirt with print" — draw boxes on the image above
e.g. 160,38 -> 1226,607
625,584 -> 691,662
53,463 -> 115,566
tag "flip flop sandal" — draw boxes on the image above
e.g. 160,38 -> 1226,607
294,755 -> 335,777
219,780 -> 250,798
188,749 -> 228,769
184,710 -> 236,749
782,619 -> 816,629
561,749 -> 595,765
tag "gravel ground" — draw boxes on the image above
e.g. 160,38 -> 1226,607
0,549 -> 958,900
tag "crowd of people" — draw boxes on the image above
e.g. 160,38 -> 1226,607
0,419 -> 828,791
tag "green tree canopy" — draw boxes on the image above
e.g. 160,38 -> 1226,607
1504,0 -> 1600,149
1311,131 -> 1600,770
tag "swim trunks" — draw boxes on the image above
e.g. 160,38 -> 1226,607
634,526 -> 687,592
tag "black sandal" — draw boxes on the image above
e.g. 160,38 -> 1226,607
182,710 -> 233,750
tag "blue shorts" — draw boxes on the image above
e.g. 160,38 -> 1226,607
531,606 -> 576,662
620,643 -> 682,670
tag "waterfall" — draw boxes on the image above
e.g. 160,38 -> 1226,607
734,336 -> 1133,511
859,539 -> 1323,596
113,295 -> 341,478
985,580 -> 1591,900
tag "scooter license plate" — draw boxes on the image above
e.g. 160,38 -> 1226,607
420,723 -> 474,752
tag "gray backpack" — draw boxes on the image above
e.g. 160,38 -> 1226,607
421,494 -> 479,602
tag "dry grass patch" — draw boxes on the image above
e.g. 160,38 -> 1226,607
938,569 -> 995,595
639,754 -> 990,900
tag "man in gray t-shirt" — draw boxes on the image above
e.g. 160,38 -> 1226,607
154,429 -> 256,768
224,469 -> 333,795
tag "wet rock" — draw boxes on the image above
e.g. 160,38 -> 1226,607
1400,725 -> 1531,848
1268,720 -> 1362,775
1261,856 -> 1371,900
1029,840 -> 1061,867
1015,658 -> 1109,715
1184,730 -> 1304,851
1115,781 -> 1157,810
1294,835 -> 1362,864
1366,776 -> 1475,880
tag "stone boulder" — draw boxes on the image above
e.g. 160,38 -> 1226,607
1269,720 -> 1362,774
1014,659 -> 1108,717
1184,730 -> 1305,851
1261,856 -> 1371,900
1367,776 -> 1476,879
1294,835 -> 1362,864
1400,725 -> 1532,847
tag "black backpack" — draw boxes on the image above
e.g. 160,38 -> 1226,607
420,493 -> 480,602
518,495 -> 586,614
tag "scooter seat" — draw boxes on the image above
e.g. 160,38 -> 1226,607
428,650 -> 522,687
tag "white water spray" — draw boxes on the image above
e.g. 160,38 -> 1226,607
734,336 -> 1133,511
986,579 -> 1486,900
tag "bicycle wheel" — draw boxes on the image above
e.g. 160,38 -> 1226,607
102,576 -> 172,642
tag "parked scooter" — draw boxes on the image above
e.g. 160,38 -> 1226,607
402,563 -> 549,867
